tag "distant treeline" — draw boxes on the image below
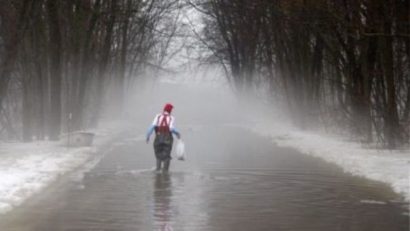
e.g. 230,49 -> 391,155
0,0 -> 180,141
193,0 -> 410,148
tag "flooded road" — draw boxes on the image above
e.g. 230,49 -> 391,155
0,126 -> 408,231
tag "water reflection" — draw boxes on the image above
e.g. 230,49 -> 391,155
153,173 -> 174,231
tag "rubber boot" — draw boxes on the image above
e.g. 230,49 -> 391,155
163,159 -> 170,172
156,159 -> 162,171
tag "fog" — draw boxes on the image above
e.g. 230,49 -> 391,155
112,67 -> 285,135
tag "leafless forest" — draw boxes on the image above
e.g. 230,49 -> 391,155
0,0 -> 182,141
191,0 -> 410,148
0,0 -> 409,149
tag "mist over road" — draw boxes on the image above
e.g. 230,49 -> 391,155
0,82 -> 407,231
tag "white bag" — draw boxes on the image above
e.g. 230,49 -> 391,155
175,140 -> 186,161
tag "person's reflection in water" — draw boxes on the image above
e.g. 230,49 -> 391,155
153,173 -> 174,231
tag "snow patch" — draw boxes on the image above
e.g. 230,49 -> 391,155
246,121 -> 410,202
360,200 -> 387,205
0,120 -> 130,214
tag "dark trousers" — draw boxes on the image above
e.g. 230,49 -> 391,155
153,133 -> 173,171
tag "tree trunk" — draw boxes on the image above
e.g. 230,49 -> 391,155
382,2 -> 400,148
46,0 -> 63,140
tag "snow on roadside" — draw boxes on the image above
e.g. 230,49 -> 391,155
0,120 -> 130,214
247,121 -> 410,202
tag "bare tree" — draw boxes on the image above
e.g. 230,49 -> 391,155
194,0 -> 410,148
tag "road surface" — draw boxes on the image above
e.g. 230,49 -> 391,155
0,126 -> 408,231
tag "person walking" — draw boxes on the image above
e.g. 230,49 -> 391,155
146,103 -> 181,172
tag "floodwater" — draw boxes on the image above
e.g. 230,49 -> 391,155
0,126 -> 408,231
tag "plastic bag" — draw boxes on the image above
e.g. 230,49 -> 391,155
175,139 -> 186,161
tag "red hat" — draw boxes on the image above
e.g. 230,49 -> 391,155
163,103 -> 174,113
